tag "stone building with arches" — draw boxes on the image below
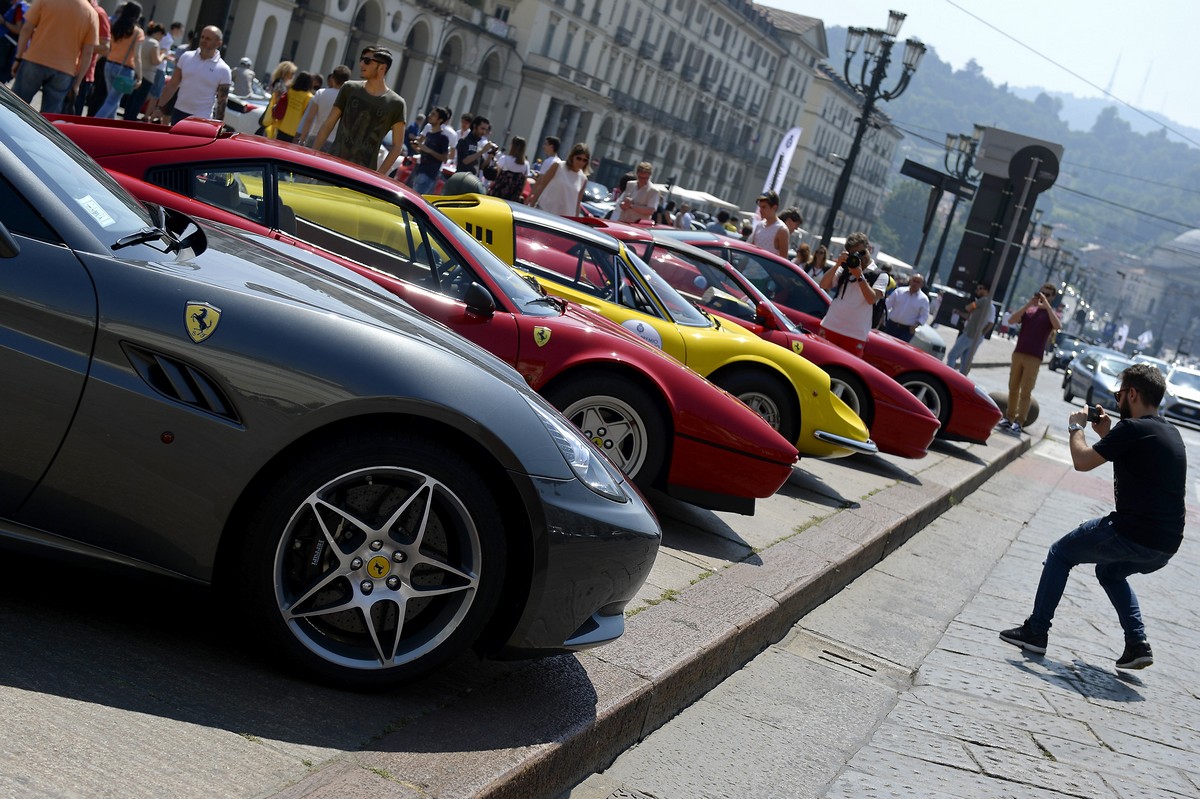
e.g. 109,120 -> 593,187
122,0 -> 900,224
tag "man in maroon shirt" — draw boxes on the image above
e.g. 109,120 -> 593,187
999,282 -> 1062,435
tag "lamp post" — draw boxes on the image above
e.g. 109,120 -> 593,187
1002,215 -> 1049,312
819,11 -> 926,249
925,125 -> 983,286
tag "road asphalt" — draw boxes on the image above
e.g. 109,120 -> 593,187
0,332 -> 1089,799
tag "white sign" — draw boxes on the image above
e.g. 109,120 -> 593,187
762,126 -> 803,198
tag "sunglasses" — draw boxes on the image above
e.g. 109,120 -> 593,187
360,56 -> 386,65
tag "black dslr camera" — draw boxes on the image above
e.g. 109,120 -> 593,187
1086,404 -> 1104,423
844,252 -> 862,270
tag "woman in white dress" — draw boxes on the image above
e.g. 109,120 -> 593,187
530,142 -> 590,216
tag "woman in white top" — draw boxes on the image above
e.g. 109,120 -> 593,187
530,142 -> 589,216
488,135 -> 531,202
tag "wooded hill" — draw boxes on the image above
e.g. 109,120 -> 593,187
823,27 -> 1200,265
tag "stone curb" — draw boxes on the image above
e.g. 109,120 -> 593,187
472,429 -> 1035,798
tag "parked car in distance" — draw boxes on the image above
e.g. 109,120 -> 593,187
1048,332 -> 1091,371
53,114 -> 799,514
1161,366 -> 1200,426
659,230 -> 1003,443
8,86 -> 661,690
573,219 -> 942,459
910,324 -> 946,361
430,196 -> 878,461
1063,347 -> 1136,411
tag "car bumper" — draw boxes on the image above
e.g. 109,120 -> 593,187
1162,397 -> 1200,425
872,398 -> 941,458
496,472 -> 661,658
938,389 -> 1003,444
665,434 -> 795,515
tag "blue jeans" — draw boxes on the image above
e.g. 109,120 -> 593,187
411,170 -> 439,195
12,59 -> 74,114
946,332 -> 981,374
96,61 -> 135,119
1028,515 -> 1171,642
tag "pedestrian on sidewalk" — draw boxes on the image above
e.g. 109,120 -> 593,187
882,273 -> 929,342
998,283 -> 1061,436
946,282 -> 995,375
1000,363 -> 1187,670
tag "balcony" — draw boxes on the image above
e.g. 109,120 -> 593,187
680,65 -> 696,83
614,27 -> 633,46
638,40 -> 656,60
716,85 -> 731,102
661,52 -> 677,71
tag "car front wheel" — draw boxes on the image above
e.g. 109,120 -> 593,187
897,372 -> 950,427
825,367 -> 872,428
239,431 -> 505,690
546,373 -> 666,489
712,369 -> 799,444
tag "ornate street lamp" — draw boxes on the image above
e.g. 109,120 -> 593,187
925,124 -> 983,286
820,10 -> 926,249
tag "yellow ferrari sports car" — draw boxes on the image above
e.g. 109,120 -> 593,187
431,195 -> 875,459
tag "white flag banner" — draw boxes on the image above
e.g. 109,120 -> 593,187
762,126 -> 803,198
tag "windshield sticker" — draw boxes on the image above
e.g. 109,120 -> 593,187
76,195 -> 116,228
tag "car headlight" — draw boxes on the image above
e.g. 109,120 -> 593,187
524,396 -> 627,502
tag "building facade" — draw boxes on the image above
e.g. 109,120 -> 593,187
126,0 -> 899,228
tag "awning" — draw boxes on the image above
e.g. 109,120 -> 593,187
656,184 -> 740,212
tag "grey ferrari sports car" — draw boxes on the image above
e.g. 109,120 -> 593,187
0,86 -> 659,690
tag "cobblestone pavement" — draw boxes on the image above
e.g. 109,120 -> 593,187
567,424 -> 1200,799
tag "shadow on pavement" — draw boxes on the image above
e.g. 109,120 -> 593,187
779,468 -> 858,509
839,452 -> 922,484
930,438 -> 988,464
0,551 -> 588,751
1007,655 -> 1146,703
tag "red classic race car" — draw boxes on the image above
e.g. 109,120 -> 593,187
660,231 -> 1003,444
53,115 -> 798,513
579,221 -> 941,459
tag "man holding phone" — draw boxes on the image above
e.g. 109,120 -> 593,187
1000,363 -> 1187,670
999,282 -> 1062,436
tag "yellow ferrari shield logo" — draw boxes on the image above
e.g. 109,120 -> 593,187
533,326 -> 552,348
791,340 -> 804,355
367,555 -> 391,578
185,302 -> 221,343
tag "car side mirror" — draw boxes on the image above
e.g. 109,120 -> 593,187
0,221 -> 19,258
464,281 -> 495,317
754,301 -> 773,329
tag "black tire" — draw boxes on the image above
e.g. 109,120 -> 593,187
1063,379 -> 1074,402
544,373 -> 667,490
824,367 -> 873,429
239,431 -> 506,690
897,371 -> 951,428
711,369 -> 799,444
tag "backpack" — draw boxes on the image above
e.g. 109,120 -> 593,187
863,267 -> 889,329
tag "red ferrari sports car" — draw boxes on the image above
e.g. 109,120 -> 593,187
660,230 -> 1002,444
580,221 -> 941,458
54,115 -> 798,513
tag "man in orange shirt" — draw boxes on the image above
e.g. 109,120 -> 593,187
11,0 -> 98,113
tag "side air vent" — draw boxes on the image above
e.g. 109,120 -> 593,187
145,167 -> 189,195
123,344 -> 241,424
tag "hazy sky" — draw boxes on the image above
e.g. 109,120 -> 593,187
760,0 -> 1198,133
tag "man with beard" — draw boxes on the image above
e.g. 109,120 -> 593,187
1000,363 -> 1187,670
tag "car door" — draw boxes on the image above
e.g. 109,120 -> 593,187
165,161 -> 521,364
0,174 -> 97,515
513,223 -> 686,359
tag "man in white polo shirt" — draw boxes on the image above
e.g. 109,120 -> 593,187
152,25 -> 230,125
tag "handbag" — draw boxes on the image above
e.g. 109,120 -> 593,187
488,168 -> 526,201
272,91 -> 288,121
110,35 -> 139,95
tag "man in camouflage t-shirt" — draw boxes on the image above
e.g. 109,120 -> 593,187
313,46 -> 406,174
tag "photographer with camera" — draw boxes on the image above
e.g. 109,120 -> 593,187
999,282 -> 1062,436
817,232 -> 889,358
1001,363 -> 1187,670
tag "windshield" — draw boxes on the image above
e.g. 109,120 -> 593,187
1170,370 -> 1200,391
1098,358 -> 1133,377
2,91 -> 150,243
625,249 -> 711,327
425,202 -> 558,317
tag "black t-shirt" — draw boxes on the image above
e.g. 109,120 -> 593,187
416,129 -> 449,177
1093,415 -> 1187,553
456,132 -> 483,174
